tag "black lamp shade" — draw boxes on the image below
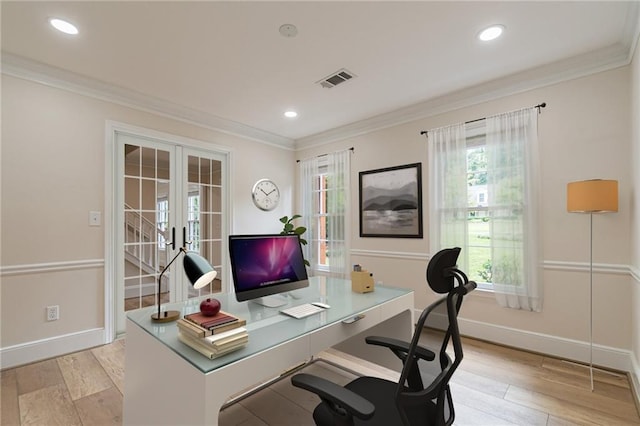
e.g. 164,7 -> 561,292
183,251 -> 217,289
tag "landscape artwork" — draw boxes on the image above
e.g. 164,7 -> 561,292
359,162 -> 423,238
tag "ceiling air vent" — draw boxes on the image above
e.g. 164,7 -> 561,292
317,68 -> 356,89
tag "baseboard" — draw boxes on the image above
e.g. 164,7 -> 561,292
124,282 -> 156,299
420,309 -> 633,372
0,328 -> 105,370
631,354 -> 640,410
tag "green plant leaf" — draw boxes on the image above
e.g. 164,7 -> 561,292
299,238 -> 308,245
290,214 -> 302,220
279,216 -> 288,224
293,226 -> 307,235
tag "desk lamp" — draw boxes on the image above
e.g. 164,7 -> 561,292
567,179 -> 618,391
152,247 -> 217,323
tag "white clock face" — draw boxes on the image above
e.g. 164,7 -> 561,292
252,179 -> 280,211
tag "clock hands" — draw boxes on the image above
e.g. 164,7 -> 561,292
260,188 -> 277,197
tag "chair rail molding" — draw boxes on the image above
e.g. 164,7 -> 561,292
351,249 -> 634,277
630,265 -> 640,283
350,248 -> 428,262
0,259 -> 105,277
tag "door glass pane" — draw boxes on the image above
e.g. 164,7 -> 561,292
186,155 -> 222,297
124,144 -> 171,312
141,147 -> 155,178
124,144 -> 140,176
157,150 -> 170,180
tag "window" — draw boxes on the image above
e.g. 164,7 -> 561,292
186,193 -> 200,251
310,167 -> 344,270
157,199 -> 169,249
428,108 -> 541,311
316,171 -> 329,268
465,142 -> 492,286
299,150 -> 351,278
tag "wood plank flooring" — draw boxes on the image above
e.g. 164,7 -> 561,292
1,333 -> 638,425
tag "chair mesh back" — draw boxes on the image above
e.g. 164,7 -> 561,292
426,247 -> 461,294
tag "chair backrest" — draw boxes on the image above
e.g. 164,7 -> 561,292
395,247 -> 476,426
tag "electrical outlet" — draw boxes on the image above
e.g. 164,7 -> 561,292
46,305 -> 59,321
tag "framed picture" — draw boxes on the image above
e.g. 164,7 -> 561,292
359,162 -> 423,238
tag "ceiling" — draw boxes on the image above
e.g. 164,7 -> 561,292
2,1 -> 639,149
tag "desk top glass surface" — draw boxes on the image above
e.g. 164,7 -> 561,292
126,277 -> 411,373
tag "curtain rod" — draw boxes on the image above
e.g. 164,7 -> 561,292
296,146 -> 354,163
419,102 -> 546,136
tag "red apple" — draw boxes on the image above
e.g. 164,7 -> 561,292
200,298 -> 221,316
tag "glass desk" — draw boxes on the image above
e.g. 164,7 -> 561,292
123,277 -> 414,425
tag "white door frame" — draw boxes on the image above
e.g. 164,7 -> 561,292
104,121 -> 233,342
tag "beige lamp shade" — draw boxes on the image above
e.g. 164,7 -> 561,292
567,179 -> 618,213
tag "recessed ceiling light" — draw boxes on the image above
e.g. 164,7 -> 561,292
49,18 -> 79,35
478,25 -> 504,42
284,111 -> 298,118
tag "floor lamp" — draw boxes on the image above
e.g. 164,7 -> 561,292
566,179 -> 618,391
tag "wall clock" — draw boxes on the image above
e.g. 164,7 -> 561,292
252,178 -> 280,211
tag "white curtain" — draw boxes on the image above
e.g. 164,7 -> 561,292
300,156 -> 320,276
486,108 -> 541,311
428,122 -> 469,272
299,150 -> 351,279
428,108 -> 542,311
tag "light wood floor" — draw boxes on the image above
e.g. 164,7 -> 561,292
2,333 -> 639,426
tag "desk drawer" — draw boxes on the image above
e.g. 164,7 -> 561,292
309,306 -> 381,354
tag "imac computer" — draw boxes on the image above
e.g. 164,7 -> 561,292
229,234 -> 309,307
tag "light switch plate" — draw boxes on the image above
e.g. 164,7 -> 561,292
89,211 -> 101,226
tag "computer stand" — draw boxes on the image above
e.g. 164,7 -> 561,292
250,290 -> 305,308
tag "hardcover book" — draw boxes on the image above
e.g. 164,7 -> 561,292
176,318 -> 213,338
178,332 -> 248,359
185,311 -> 238,329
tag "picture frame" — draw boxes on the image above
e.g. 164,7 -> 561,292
359,162 -> 423,238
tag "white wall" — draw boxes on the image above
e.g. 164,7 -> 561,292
1,62 -> 637,374
297,66 -> 634,370
0,75 -> 295,365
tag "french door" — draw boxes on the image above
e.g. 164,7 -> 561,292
114,130 -> 227,335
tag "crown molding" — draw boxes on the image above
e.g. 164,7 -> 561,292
3,4 -> 639,155
1,52 -> 295,150
295,42 -> 635,150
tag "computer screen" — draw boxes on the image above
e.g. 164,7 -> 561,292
229,234 -> 309,306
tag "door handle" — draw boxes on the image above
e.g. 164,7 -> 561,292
183,227 -> 192,248
170,227 -> 176,250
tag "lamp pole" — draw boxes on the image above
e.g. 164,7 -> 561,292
588,213 -> 594,392
152,247 -> 186,323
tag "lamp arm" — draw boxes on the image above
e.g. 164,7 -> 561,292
156,247 -> 186,319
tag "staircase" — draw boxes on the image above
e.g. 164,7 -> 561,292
124,204 -> 169,298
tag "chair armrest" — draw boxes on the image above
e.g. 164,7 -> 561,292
291,373 -> 375,420
365,336 -> 436,361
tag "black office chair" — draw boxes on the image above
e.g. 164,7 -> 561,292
291,247 -> 476,426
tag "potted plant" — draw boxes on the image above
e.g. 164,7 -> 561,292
279,215 -> 310,267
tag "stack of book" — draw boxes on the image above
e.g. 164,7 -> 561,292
177,311 -> 248,359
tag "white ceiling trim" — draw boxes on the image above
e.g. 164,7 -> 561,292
294,42 -> 633,150
1,53 -> 296,151
3,0 -> 639,155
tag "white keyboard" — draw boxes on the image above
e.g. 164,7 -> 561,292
280,303 -> 326,319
